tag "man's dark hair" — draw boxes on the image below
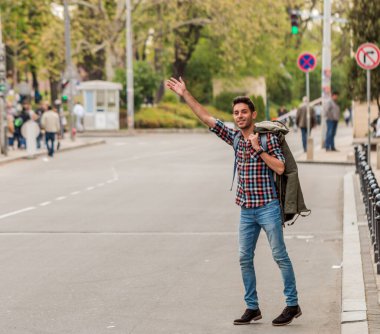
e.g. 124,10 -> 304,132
232,96 -> 256,112
332,91 -> 339,95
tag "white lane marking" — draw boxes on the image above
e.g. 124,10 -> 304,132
86,186 -> 95,191
39,201 -> 52,207
296,235 -> 314,239
70,191 -> 80,196
332,262 -> 343,269
0,207 -> 36,220
106,180 -> 114,184
55,196 -> 66,201
97,183 -> 105,187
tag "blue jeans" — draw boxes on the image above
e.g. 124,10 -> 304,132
300,128 -> 307,152
326,120 -> 338,150
45,132 -> 56,157
239,200 -> 298,309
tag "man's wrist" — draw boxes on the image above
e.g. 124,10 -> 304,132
256,147 -> 264,155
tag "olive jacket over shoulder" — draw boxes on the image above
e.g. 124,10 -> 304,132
254,121 -> 311,224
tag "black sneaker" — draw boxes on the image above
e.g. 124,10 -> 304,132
233,308 -> 262,325
272,305 -> 302,326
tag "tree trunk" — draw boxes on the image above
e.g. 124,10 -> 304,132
31,64 -> 41,103
105,42 -> 118,81
49,77 -> 59,106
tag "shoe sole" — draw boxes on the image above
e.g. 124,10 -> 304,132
233,315 -> 262,325
272,311 -> 302,326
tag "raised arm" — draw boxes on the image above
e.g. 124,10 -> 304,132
166,77 -> 216,128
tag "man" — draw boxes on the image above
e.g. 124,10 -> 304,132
166,77 -> 301,327
324,91 -> 340,151
296,97 -> 316,152
34,101 -> 49,149
73,101 -> 85,132
277,105 -> 287,118
41,105 -> 61,157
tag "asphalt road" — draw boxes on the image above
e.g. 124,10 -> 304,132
0,131 -> 352,334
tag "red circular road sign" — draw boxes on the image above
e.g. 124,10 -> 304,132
297,53 -> 317,73
356,43 -> 380,70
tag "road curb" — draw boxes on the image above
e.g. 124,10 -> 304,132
0,139 -> 106,166
78,128 -> 210,137
341,172 -> 368,334
297,160 -> 355,166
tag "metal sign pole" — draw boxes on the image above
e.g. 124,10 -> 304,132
306,71 -> 311,138
367,69 -> 371,165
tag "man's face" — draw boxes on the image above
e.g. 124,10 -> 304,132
233,103 -> 256,130
332,94 -> 338,101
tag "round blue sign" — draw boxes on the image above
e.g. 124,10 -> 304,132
297,53 -> 317,72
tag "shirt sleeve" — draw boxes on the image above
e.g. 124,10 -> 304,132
265,133 -> 285,163
209,119 -> 238,146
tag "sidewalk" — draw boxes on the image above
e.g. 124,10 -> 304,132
0,136 -> 105,166
292,122 -> 380,332
296,123 -> 355,165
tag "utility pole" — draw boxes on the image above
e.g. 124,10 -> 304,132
126,0 -> 134,129
64,0 -> 75,140
321,0 -> 332,148
0,11 -> 7,156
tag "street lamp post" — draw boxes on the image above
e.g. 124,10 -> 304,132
0,11 -> 7,156
64,0 -> 75,140
321,0 -> 332,148
126,0 -> 134,130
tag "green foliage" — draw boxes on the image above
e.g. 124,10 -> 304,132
162,90 -> 180,103
349,0 -> 380,110
214,91 -> 244,113
114,61 -> 160,110
250,95 -> 266,122
134,102 -> 233,128
267,74 -> 292,106
135,108 -> 198,129
184,38 -> 216,104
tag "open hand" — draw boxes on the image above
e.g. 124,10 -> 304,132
166,77 -> 187,97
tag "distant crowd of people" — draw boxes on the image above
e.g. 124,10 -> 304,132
5,97 -> 85,157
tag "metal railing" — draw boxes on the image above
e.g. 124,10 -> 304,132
355,144 -> 380,274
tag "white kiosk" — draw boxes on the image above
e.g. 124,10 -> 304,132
77,80 -> 122,130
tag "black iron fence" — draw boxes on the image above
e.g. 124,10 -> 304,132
355,144 -> 380,274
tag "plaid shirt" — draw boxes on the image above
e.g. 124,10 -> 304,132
210,119 -> 285,208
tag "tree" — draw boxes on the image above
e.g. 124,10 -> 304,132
349,0 -> 380,111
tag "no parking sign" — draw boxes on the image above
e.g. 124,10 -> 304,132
297,53 -> 317,73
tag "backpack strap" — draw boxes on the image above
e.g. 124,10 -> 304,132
260,133 -> 277,197
231,132 -> 241,191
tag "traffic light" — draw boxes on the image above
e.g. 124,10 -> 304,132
62,95 -> 68,103
290,13 -> 300,35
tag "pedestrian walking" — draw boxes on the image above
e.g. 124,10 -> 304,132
166,77 -> 301,327
343,108 -> 351,127
277,105 -> 287,118
324,91 -> 340,152
34,101 -> 48,149
73,101 -> 85,132
41,105 -> 61,157
296,97 -> 316,152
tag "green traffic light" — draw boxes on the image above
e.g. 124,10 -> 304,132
291,26 -> 299,35
62,95 -> 68,102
